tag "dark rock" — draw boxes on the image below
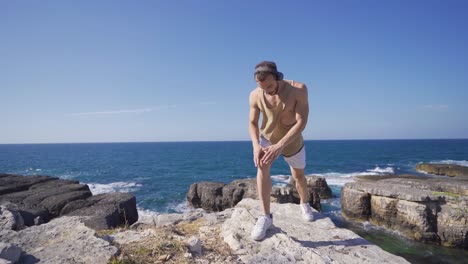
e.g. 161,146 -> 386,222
0,174 -> 138,230
290,176 -> 333,199
416,163 -> 468,179
221,179 -> 258,209
60,199 -> 94,215
0,242 -> 21,263
16,207 -> 50,227
66,192 -> 138,230
187,177 -> 329,212
187,182 -> 225,211
0,174 -> 93,226
40,190 -> 92,217
0,174 -> 55,195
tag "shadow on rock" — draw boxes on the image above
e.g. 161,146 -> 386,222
290,236 -> 373,248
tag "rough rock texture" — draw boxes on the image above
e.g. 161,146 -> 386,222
221,198 -> 408,264
290,176 -> 334,199
0,216 -> 118,264
187,177 -> 332,212
66,192 -> 138,230
109,202 -> 407,264
0,204 -> 25,231
0,174 -> 90,226
0,174 -> 138,230
416,163 -> 468,179
342,175 -> 468,249
341,188 -> 370,221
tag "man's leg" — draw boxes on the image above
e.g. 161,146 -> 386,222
285,146 -> 314,221
290,167 -> 309,203
257,162 -> 272,215
251,160 -> 273,241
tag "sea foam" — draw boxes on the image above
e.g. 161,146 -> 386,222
429,160 -> 468,167
312,166 -> 395,186
87,181 -> 143,195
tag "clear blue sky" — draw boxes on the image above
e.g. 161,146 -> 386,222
1,0 -> 467,143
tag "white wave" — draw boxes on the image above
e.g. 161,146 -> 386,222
166,200 -> 191,213
311,166 -> 395,186
87,181 -> 142,195
429,160 -> 468,167
367,166 -> 394,174
137,206 -> 160,218
271,174 -> 291,186
310,174 -> 356,186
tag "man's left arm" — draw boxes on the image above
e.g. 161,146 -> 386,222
261,83 -> 309,163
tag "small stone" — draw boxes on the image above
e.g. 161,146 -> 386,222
34,216 -> 44,225
0,242 -> 21,263
158,254 -> 171,261
184,252 -> 192,258
187,236 -> 202,255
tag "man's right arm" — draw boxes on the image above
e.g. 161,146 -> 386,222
248,89 -> 261,167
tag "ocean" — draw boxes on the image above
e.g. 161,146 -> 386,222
1,139 -> 467,263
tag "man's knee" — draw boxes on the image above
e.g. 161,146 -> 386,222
258,162 -> 272,172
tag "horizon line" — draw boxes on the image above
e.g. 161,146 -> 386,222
1,138 -> 468,145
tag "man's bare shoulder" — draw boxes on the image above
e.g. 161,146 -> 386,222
249,87 -> 261,99
289,80 -> 307,90
288,80 -> 308,98
249,87 -> 261,106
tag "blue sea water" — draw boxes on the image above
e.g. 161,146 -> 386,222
1,139 -> 467,213
1,139 -> 468,263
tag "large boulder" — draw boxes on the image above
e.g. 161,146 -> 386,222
0,174 -> 55,195
0,216 -> 118,264
66,192 -> 138,230
416,163 -> 468,179
221,198 -> 409,264
221,179 -> 258,209
0,174 -> 138,230
187,182 -> 226,211
341,175 -> 468,249
290,176 -> 333,199
0,174 -> 92,226
187,177 -> 331,212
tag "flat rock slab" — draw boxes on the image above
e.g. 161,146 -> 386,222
221,198 -> 409,264
0,216 -> 117,264
416,163 -> 468,179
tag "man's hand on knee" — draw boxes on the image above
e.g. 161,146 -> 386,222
260,144 -> 283,165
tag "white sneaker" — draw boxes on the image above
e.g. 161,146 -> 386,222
300,203 -> 315,222
251,214 -> 273,241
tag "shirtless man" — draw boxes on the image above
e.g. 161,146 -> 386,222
248,61 -> 314,241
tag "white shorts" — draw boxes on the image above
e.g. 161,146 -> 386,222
259,135 -> 306,169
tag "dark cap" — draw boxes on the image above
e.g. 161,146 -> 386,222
255,61 -> 284,80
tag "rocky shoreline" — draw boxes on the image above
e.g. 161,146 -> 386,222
341,169 -> 468,249
416,163 -> 468,180
0,173 -> 139,263
1,173 -> 412,263
186,176 -> 333,212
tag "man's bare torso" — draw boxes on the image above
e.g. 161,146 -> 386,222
256,80 -> 304,129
